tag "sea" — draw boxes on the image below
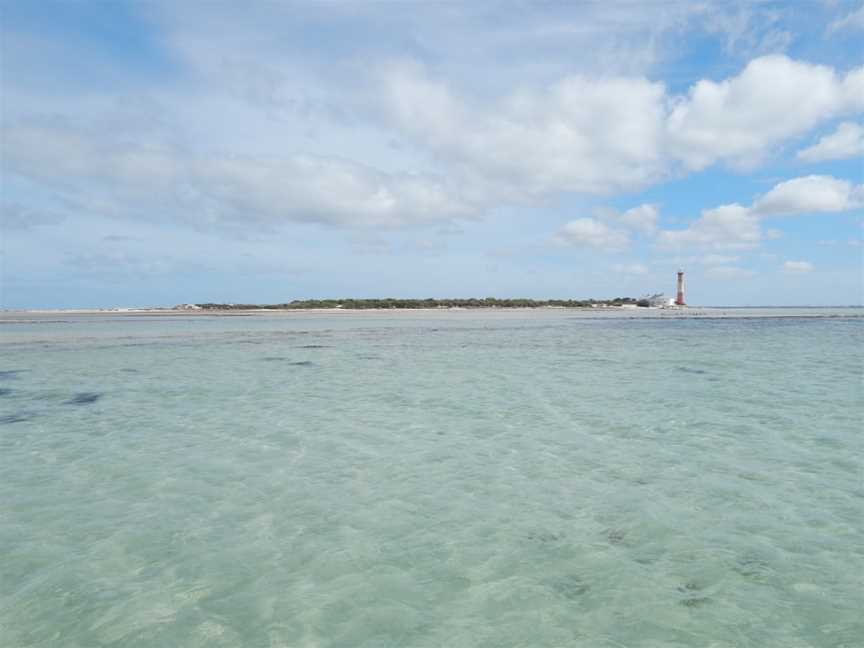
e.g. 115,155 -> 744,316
1,308 -> 862,648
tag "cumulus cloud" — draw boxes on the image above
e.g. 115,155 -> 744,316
656,204 -> 762,249
593,204 -> 658,234
554,218 -> 630,251
381,61 -> 668,198
4,50 -> 864,233
796,122 -> 864,162
657,174 -> 864,249
752,175 -> 864,216
381,55 -> 864,200
666,56 -> 864,170
198,156 -> 477,227
782,260 -> 814,273
617,204 -> 658,234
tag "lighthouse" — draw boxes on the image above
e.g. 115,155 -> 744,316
675,270 -> 686,306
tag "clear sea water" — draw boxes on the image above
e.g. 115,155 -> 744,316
1,309 -> 862,648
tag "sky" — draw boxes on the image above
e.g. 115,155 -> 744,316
1,0 -> 863,308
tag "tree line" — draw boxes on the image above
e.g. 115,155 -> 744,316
194,297 -> 640,310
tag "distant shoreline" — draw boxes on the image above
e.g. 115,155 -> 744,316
3,306 -> 863,321
6,303 -> 862,316
5,306 -> 643,317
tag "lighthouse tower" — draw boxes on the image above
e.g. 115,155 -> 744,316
675,270 -> 686,306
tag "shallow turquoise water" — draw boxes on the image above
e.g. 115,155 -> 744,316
2,311 -> 863,647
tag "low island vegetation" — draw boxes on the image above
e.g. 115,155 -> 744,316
190,297 -> 640,310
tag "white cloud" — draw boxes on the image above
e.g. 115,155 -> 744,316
827,4 -> 864,33
382,55 -> 864,200
783,260 -> 814,273
198,155 -> 478,227
554,218 -> 630,251
656,204 -> 762,249
381,61 -> 668,198
752,175 -> 864,216
617,204 -> 658,234
667,56 -> 864,169
655,174 -> 863,250
666,56 -> 864,170
5,35 -> 864,236
797,122 -> 864,162
3,121 -> 479,228
705,265 -> 757,279
611,263 -> 649,275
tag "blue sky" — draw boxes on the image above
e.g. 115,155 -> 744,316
2,0 -> 862,308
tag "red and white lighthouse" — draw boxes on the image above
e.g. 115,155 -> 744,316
675,270 -> 686,306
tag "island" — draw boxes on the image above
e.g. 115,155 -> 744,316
185,297 -> 642,311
